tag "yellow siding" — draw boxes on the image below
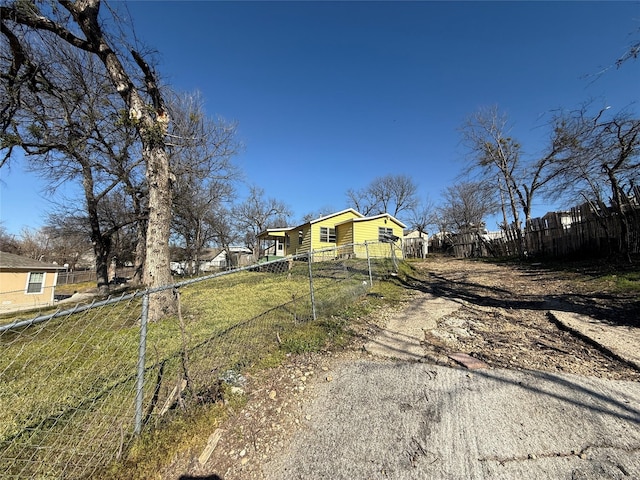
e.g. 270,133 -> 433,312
336,222 -> 354,256
336,222 -> 353,245
352,217 -> 405,259
292,225 -> 311,255
268,210 -> 403,261
311,211 -> 360,250
351,217 -> 397,243
0,270 -> 58,309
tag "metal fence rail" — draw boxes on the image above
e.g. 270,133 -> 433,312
0,241 -> 399,479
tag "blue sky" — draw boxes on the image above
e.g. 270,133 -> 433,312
1,1 -> 639,235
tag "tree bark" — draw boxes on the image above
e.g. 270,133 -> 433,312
71,0 -> 175,317
79,159 -> 111,293
4,1 -> 175,317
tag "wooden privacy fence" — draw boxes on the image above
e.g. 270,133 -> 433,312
57,267 -> 136,285
523,201 -> 640,258
56,270 -> 96,285
450,196 -> 640,259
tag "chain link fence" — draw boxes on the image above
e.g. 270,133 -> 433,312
0,241 -> 401,479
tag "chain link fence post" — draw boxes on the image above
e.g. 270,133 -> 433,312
365,241 -> 373,287
134,291 -> 150,435
307,252 -> 316,321
389,241 -> 395,272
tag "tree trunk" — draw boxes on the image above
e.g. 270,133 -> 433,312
4,0 -> 176,318
131,192 -> 146,285
608,172 -> 632,261
143,147 -> 175,320
132,220 -> 146,285
79,159 -> 111,294
505,179 -> 524,256
74,0 -> 176,319
92,235 -> 111,294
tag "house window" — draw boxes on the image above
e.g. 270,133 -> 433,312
320,227 -> 336,243
378,227 -> 394,241
285,235 -> 290,248
26,272 -> 45,294
298,230 -> 304,245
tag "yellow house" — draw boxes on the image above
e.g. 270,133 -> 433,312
335,213 -> 406,259
258,209 -> 406,259
258,228 -> 289,259
0,251 -> 64,311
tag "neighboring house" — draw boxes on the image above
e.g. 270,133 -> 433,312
542,211 -> 574,230
259,230 -> 289,260
0,251 -> 65,310
171,246 -> 253,274
403,230 -> 429,258
258,209 -> 406,260
199,246 -> 253,271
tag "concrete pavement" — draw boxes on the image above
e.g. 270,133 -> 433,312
264,291 -> 640,479
550,310 -> 640,372
266,360 -> 640,479
364,293 -> 459,362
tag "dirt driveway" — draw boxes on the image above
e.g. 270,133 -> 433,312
395,258 -> 640,379
169,257 -> 640,479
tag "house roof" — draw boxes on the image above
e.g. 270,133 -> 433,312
0,251 -> 65,271
336,212 -> 407,229
258,228 -> 291,238
228,245 -> 253,253
199,248 -> 224,261
309,208 -> 364,224
258,209 -> 406,239
258,227 -> 295,236
404,229 -> 428,238
275,208 -> 365,234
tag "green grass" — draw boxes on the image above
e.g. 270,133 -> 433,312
0,257 -> 414,479
104,388 -> 247,480
54,281 -> 97,295
597,271 -> 640,292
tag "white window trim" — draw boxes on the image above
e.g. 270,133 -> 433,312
25,271 -> 46,295
378,227 -> 394,241
320,227 -> 336,243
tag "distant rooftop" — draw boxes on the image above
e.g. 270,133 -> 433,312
0,251 -> 64,270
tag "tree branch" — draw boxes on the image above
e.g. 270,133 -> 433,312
1,4 -> 96,52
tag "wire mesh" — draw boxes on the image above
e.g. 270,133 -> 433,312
0,293 -> 143,478
0,241 -> 399,478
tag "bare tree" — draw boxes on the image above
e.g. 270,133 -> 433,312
549,105 -> 640,258
2,1 -> 175,318
209,206 -> 241,269
16,226 -> 52,261
0,35 -> 144,293
346,174 -> 418,218
346,186 -> 379,216
462,106 -> 567,255
462,107 -> 522,228
0,225 -> 20,254
41,216 -> 93,269
438,181 -> 498,233
408,197 -> 437,236
613,27 -> 639,69
233,185 -> 291,260
168,91 -> 240,274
